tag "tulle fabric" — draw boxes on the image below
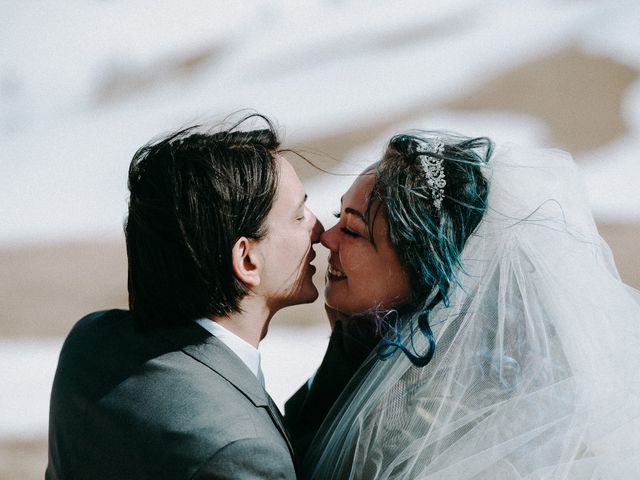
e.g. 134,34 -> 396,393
305,145 -> 640,479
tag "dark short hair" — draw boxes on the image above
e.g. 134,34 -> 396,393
125,114 -> 280,329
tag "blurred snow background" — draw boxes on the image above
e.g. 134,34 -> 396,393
1,2 -> 639,471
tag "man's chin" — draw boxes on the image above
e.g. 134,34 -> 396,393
278,286 -> 319,309
296,287 -> 319,305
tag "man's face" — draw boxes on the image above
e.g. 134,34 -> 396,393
255,156 -> 322,312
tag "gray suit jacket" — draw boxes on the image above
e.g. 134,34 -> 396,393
46,309 -> 297,479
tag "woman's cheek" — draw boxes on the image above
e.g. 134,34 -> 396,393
346,253 -> 369,273
342,238 -> 372,274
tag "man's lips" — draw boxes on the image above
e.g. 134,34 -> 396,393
306,250 -> 317,273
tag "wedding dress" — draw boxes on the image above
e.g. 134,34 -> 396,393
305,145 -> 640,479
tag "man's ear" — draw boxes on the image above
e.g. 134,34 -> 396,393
231,236 -> 261,288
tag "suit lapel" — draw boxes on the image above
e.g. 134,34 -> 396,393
158,323 -> 296,462
264,392 -> 296,463
177,328 -> 269,408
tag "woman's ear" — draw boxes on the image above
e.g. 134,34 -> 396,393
231,236 -> 261,287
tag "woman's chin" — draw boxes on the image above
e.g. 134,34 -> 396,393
323,298 -> 361,317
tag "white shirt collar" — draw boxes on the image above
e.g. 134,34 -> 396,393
194,318 -> 264,387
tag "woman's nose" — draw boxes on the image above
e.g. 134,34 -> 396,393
320,223 -> 339,251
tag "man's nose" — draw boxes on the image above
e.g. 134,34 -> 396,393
309,212 -> 324,243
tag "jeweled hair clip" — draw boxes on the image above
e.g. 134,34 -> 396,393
416,139 -> 446,210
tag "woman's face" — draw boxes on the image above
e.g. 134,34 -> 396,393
321,167 -> 410,315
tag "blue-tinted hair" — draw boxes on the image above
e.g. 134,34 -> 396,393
368,131 -> 492,366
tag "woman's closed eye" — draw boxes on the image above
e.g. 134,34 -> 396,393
340,226 -> 360,238
334,209 -> 366,238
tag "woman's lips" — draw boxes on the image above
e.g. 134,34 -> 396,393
327,264 -> 346,280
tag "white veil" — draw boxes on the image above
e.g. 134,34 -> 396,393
305,145 -> 640,479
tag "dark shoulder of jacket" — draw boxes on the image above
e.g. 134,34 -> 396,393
66,308 -> 130,338
59,309 -> 130,358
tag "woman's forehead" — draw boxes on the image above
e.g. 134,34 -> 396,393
343,170 -> 377,207
342,171 -> 390,237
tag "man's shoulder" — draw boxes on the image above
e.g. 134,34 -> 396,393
58,309 -> 158,375
49,311 -> 292,476
64,308 -> 131,343
56,309 -> 128,363
55,310 -> 273,438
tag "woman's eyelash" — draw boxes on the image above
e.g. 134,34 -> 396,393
341,227 -> 359,238
334,210 -> 359,237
